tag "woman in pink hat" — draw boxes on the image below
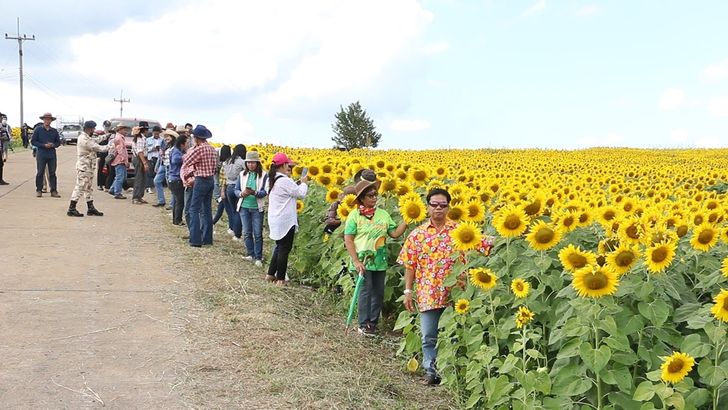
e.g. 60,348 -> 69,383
266,152 -> 309,285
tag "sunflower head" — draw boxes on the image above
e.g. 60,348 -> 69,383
660,352 -> 695,384
515,306 -> 535,328
399,197 -> 427,225
558,244 -> 597,273
711,289 -> 728,322
342,194 -> 358,209
469,267 -> 497,291
572,265 -> 619,298
451,222 -> 483,251
511,278 -> 530,298
337,204 -> 352,221
325,188 -> 342,203
645,241 -> 677,274
454,299 -> 470,314
494,205 -> 529,238
448,204 -> 466,222
463,199 -> 486,222
296,200 -> 305,213
606,245 -> 640,276
689,223 -> 719,252
722,257 -> 728,279
525,220 -> 562,251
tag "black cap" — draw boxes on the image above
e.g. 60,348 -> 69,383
152,125 -> 162,132
138,121 -> 149,129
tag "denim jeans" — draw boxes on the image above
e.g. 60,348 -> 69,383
420,308 -> 445,377
154,164 -> 166,205
224,184 -> 242,237
239,207 -> 264,260
184,186 -> 193,226
188,176 -> 214,246
35,153 -> 57,192
168,179 -> 184,224
358,270 -> 386,328
132,157 -> 146,200
111,164 -> 127,195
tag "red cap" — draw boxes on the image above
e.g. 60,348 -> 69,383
271,152 -> 295,166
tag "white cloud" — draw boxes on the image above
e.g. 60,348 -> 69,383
670,129 -> 689,143
658,88 -> 685,111
703,60 -> 728,81
214,113 -> 257,146
694,136 -> 725,148
68,0 -> 433,115
576,133 -> 625,147
524,0 -> 546,16
390,119 -> 431,132
574,4 -> 600,17
422,41 -> 450,56
708,97 -> 728,117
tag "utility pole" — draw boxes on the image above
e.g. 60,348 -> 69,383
113,89 -> 130,117
5,18 -> 35,131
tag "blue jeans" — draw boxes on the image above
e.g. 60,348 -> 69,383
184,187 -> 193,226
358,270 -> 386,328
225,184 -> 242,237
188,176 -> 214,246
239,207 -> 264,260
111,164 -> 127,195
420,308 -> 445,377
154,164 -> 166,205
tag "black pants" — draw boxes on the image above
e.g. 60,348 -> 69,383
0,157 -> 5,182
146,157 -> 157,188
132,157 -> 146,200
97,155 -> 107,187
105,164 -> 116,190
267,226 -> 296,281
169,179 -> 185,224
35,154 -> 57,192
358,270 -> 386,328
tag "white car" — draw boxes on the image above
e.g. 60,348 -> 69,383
60,124 -> 82,145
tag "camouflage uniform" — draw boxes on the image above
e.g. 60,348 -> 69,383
71,132 -> 108,202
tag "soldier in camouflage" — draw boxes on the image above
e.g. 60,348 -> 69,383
67,121 -> 109,217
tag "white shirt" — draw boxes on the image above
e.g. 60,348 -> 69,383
267,172 -> 308,240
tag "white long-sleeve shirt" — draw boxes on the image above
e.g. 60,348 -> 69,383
267,172 -> 308,240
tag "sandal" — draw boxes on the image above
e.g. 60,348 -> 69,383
265,275 -> 276,282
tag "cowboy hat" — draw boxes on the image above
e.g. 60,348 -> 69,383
162,129 -> 179,138
39,112 -> 56,120
192,124 -> 212,139
245,151 -> 261,162
353,179 -> 381,200
115,123 -> 131,131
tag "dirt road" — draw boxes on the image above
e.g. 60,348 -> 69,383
0,147 -> 188,408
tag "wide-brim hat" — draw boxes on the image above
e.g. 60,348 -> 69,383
175,125 -> 187,133
354,179 -> 381,200
138,121 -> 149,129
192,124 -> 212,139
162,129 -> 179,138
115,124 -> 131,131
39,112 -> 56,121
245,151 -> 261,162
342,185 -> 357,196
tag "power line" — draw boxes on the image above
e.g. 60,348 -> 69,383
4,17 -> 35,128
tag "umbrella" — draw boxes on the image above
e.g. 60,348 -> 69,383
345,274 -> 365,328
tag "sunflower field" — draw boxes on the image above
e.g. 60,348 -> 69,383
250,145 -> 728,409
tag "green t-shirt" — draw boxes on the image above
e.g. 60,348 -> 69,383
242,173 -> 258,209
343,208 -> 397,272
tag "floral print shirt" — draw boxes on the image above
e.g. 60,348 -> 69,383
397,219 -> 493,312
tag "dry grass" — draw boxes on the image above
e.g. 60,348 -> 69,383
162,217 -> 456,409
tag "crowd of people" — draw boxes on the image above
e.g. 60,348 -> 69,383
0,112 -> 496,387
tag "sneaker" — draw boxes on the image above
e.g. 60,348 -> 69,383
357,327 -> 375,337
152,203 -> 165,207
50,191 -> 61,198
242,255 -> 253,261
232,236 -> 241,242
165,205 -> 172,210
227,229 -> 235,236
114,194 -> 127,200
36,191 -> 42,197
423,373 -> 442,386
254,260 -> 263,267
146,188 -> 153,194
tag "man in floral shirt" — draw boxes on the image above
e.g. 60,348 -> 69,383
398,188 -> 493,385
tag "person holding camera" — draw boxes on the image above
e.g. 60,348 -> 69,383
235,150 -> 268,267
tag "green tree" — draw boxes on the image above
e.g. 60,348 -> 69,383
331,101 -> 381,150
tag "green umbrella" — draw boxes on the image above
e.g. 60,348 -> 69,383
346,274 -> 365,328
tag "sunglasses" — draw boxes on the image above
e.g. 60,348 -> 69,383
364,192 -> 378,198
428,202 -> 449,209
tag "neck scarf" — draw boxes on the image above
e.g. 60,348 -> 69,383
358,204 -> 375,219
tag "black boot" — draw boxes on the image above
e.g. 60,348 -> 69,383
67,200 -> 84,217
87,201 -> 104,216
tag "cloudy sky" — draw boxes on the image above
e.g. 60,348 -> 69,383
0,0 -> 726,149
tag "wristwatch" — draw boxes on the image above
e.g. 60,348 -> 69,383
403,289 -> 413,295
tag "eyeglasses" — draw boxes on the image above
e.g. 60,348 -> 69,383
364,193 -> 378,198
428,202 -> 449,209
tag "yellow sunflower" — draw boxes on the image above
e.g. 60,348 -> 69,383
493,205 -> 529,238
689,223 -> 719,252
325,188 -> 342,203
448,203 -> 466,222
645,241 -> 677,274
399,197 -> 427,225
336,204 -> 352,221
606,244 -> 640,276
379,177 -> 398,194
558,244 -> 597,273
463,199 -> 486,223
451,222 -> 483,251
454,299 -> 470,314
525,220 -> 562,251
396,182 -> 413,197
316,173 -> 334,188
296,200 -> 305,213
711,289 -> 728,322
342,193 -> 358,209
511,278 -> 530,298
469,267 -> 497,291
660,352 -> 695,384
515,306 -> 535,328
572,265 -> 619,298
554,210 -> 579,232
722,257 -> 728,278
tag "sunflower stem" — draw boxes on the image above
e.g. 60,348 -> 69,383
592,303 -> 603,410
713,321 -> 724,410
